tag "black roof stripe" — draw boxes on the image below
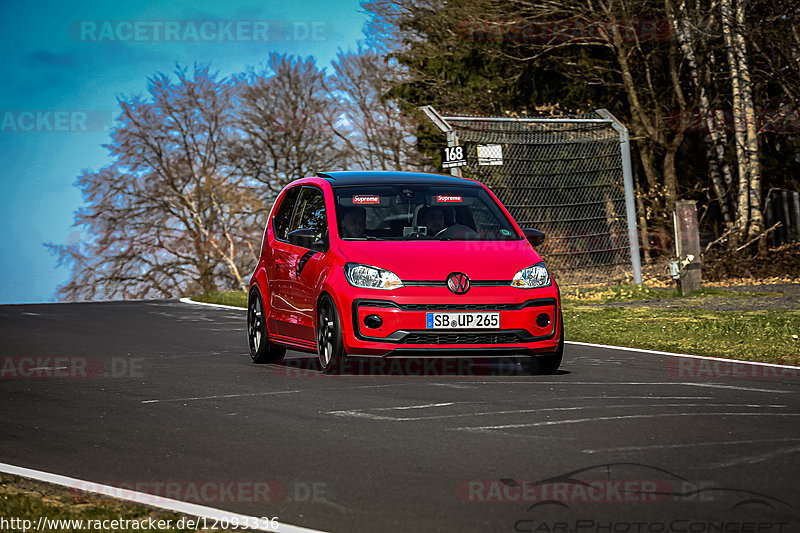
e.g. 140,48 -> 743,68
318,171 -> 477,187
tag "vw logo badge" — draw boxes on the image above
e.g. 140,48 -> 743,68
446,272 -> 470,294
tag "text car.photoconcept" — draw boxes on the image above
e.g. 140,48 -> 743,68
247,171 -> 563,374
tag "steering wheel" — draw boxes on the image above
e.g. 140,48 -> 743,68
435,224 -> 479,239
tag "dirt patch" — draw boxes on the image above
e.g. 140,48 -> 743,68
637,242 -> 800,288
621,242 -> 800,311
703,242 -> 800,282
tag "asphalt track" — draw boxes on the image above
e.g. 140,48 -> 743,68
1,299 -> 799,532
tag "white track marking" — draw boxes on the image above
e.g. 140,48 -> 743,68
327,402 -> 457,419
142,390 -> 301,404
710,445 -> 800,468
582,437 -> 800,454
0,462 -> 326,533
451,412 -> 800,432
566,340 -> 800,370
329,403 -> 785,422
334,383 -> 415,390
326,411 -> 396,421
179,297 -> 247,311
371,402 -> 456,411
142,383 -> 413,405
679,382 -> 793,393
462,381 -> 794,393
553,396 -> 715,400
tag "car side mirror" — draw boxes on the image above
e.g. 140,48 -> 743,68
523,228 -> 546,247
288,228 -> 327,252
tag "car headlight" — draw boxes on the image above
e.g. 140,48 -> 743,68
344,263 -> 404,290
512,262 -> 551,288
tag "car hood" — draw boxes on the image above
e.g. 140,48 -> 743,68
337,239 -> 543,281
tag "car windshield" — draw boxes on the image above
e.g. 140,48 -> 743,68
332,184 -> 521,241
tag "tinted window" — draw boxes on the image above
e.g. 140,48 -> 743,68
272,186 -> 301,241
332,184 -> 520,241
292,187 -> 328,242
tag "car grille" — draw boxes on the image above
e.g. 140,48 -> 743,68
400,332 -> 524,344
398,303 -> 520,311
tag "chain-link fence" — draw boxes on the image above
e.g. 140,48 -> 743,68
422,106 -> 641,286
765,189 -> 800,246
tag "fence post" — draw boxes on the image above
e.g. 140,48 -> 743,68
419,105 -> 461,178
673,200 -> 702,295
781,191 -> 792,243
446,131 -> 462,178
597,109 -> 642,285
793,192 -> 800,241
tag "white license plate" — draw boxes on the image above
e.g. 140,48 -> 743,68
425,312 -> 500,329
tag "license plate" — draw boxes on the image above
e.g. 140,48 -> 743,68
425,312 -> 500,329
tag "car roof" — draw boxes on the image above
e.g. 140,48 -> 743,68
318,171 -> 480,187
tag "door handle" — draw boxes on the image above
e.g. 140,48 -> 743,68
275,258 -> 283,269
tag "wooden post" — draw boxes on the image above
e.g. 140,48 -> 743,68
674,200 -> 702,295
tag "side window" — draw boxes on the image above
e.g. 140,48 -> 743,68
292,187 -> 328,242
272,186 -> 301,241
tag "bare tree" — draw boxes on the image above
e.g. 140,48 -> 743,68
230,53 -> 347,199
666,0 -> 735,229
331,48 -> 425,170
49,66 -> 260,300
720,0 -> 763,246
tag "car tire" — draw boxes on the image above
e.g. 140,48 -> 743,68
522,314 -> 564,375
248,289 -> 286,364
316,294 -> 346,375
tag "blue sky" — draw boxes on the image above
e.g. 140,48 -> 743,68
0,0 -> 370,304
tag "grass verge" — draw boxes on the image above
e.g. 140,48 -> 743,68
0,475 -> 245,532
191,291 -> 247,308
560,284 -> 777,304
192,287 -> 800,366
563,306 -> 800,366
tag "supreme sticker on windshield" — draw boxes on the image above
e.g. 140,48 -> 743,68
353,195 -> 380,204
436,195 -> 462,203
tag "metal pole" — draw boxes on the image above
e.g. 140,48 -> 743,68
419,105 -> 461,177
782,191 -> 791,243
793,192 -> 800,241
444,116 -> 611,124
419,105 -> 452,133
597,109 -> 642,285
446,131 -> 462,178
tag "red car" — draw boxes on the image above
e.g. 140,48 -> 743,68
247,171 -> 563,374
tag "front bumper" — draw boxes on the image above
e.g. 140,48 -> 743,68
337,286 -> 561,357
